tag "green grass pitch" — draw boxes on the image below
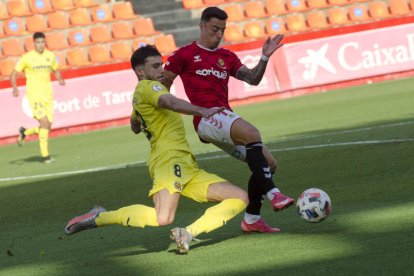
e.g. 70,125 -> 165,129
1,77 -> 413,275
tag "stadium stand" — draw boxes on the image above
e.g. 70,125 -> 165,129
265,17 -> 286,34
182,0 -> 204,9
2,38 -> 24,56
368,1 -> 391,18
48,10 -> 71,29
51,0 -> 75,10
349,4 -> 370,22
7,0 -> 32,17
26,14 -> 50,32
46,32 -> 69,50
389,0 -> 411,15
265,0 -> 288,15
91,4 -> 114,22
110,41 -> 132,59
0,58 -> 17,76
66,47 -> 90,66
0,2 -> 11,20
73,0 -> 99,8
245,1 -> 269,18
68,28 -> 91,46
69,7 -> 92,26
154,34 -> 177,54
224,4 -> 245,22
307,10 -> 329,29
112,21 -> 135,39
133,18 -> 160,36
286,0 -> 307,12
89,44 -> 112,63
223,24 -> 245,42
28,0 -> 54,14
90,25 -> 112,43
3,17 -> 26,36
24,35 -> 34,51
244,21 -> 266,39
286,13 -> 309,32
112,1 -> 138,19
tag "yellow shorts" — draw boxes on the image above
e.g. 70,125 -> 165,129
27,96 -> 53,122
148,151 -> 226,203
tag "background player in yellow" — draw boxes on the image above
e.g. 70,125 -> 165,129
10,32 -> 65,163
64,45 -> 248,254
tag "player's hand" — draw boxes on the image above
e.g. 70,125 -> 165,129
12,87 -> 19,97
130,117 -> 142,134
201,106 -> 225,118
262,34 -> 284,59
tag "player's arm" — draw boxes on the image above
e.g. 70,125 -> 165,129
161,70 -> 177,90
158,94 -> 223,118
236,34 -> 284,86
53,70 -> 65,86
10,69 -> 19,97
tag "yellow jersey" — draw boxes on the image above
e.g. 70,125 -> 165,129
132,80 -> 193,165
15,49 -> 58,98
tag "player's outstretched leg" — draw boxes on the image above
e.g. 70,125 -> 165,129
65,206 -> 106,235
270,192 -> 294,212
170,227 -> 193,254
17,127 -> 26,146
241,218 -> 280,233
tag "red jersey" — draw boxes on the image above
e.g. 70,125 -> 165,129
164,42 -> 243,129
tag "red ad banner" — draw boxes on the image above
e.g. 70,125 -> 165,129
276,23 -> 414,89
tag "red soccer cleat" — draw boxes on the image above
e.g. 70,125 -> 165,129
241,218 -> 281,233
271,192 -> 294,212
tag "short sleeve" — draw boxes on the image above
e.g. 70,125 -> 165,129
164,49 -> 185,75
228,51 -> 243,78
51,53 -> 58,71
143,81 -> 170,107
14,56 -> 26,72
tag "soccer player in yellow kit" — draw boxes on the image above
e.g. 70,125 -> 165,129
11,32 -> 65,163
64,45 -> 248,254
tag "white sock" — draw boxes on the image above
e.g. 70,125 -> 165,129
267,188 -> 280,200
244,213 -> 261,224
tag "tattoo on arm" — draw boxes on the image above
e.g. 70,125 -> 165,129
236,60 -> 268,86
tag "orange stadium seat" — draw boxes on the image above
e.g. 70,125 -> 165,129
286,0 -> 307,12
410,0 -> 414,10
328,7 -> 350,25
112,22 -> 135,39
203,0 -> 226,4
368,1 -> 390,18
133,38 -> 151,49
89,45 -> 112,63
328,0 -> 349,5
133,18 -> 160,37
90,25 -> 113,43
26,14 -> 50,32
0,59 -> 17,76
8,0 -> 32,17
154,34 -> 177,54
389,0 -> 410,15
245,1 -> 269,18
24,36 -> 34,51
0,22 -> 4,38
307,0 -> 329,9
265,0 -> 288,15
265,18 -> 286,34
48,10 -> 70,29
4,18 -> 26,36
73,0 -> 98,8
223,24 -> 245,42
29,0 -> 54,14
91,4 -> 114,22
2,39 -> 24,56
69,8 -> 92,26
244,21 -> 266,39
348,4 -> 369,21
286,14 -> 308,32
182,0 -> 204,9
46,32 -> 69,50
68,29 -> 91,46
0,2 -> 11,20
112,1 -> 138,19
110,42 -> 132,59
224,4 -> 246,22
67,48 -> 90,66
51,0 -> 75,10
307,10 -> 329,29
55,51 -> 68,69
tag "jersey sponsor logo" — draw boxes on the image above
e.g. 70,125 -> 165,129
217,58 -> 226,69
194,55 -> 202,62
152,84 -> 163,92
174,181 -> 183,192
195,68 -> 227,79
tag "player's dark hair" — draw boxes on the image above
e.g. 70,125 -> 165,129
200,7 -> 228,22
130,45 -> 161,70
33,32 -> 45,41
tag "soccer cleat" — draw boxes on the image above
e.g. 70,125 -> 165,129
241,218 -> 280,233
170,227 -> 193,254
17,127 -> 26,146
271,192 -> 294,212
42,156 -> 55,163
65,206 -> 106,235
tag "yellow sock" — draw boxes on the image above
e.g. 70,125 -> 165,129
24,127 -> 40,136
186,199 -> 246,238
39,128 -> 49,157
95,204 -> 159,228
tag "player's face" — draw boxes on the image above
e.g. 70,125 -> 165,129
141,56 -> 165,83
34,38 -> 46,53
200,18 -> 226,49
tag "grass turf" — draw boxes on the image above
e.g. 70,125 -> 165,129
0,77 -> 413,275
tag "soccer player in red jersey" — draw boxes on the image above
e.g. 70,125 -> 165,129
163,7 -> 294,233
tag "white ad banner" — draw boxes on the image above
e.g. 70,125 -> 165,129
284,23 -> 414,89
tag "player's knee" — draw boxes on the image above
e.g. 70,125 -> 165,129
235,190 -> 249,205
156,214 -> 175,226
244,127 -> 261,143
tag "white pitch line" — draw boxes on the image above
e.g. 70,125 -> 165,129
1,138 -> 413,183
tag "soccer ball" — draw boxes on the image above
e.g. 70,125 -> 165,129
297,188 -> 331,223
